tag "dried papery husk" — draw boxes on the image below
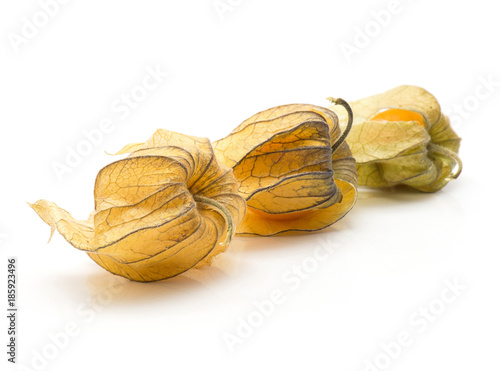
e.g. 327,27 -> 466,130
329,85 -> 462,192
213,101 -> 357,236
30,130 -> 246,282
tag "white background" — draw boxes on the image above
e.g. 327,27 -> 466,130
1,1 -> 499,370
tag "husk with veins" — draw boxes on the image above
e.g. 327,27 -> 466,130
30,130 -> 246,282
213,102 -> 358,236
329,85 -> 462,192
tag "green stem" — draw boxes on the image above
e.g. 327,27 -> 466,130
427,142 -> 463,180
327,97 -> 354,153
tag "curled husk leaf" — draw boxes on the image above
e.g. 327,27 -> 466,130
213,103 -> 358,236
329,85 -> 462,192
30,130 -> 246,282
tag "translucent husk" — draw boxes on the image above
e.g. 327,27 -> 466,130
329,85 -> 462,192
213,101 -> 358,236
30,130 -> 246,282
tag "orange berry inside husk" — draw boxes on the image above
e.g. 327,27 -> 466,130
370,108 -> 425,127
